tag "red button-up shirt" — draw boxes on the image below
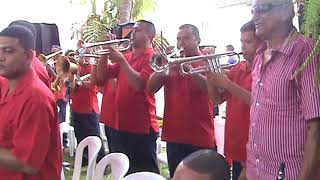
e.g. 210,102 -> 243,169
0,69 -> 62,180
223,61 -> 252,162
161,51 -> 215,148
71,65 -> 99,114
107,47 -> 159,134
100,80 -> 116,128
32,53 -> 51,88
247,29 -> 320,180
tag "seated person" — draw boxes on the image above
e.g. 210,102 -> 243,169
173,150 -> 230,180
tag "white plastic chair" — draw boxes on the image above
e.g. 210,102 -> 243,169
99,122 -> 109,153
61,168 -> 65,180
93,153 -> 129,180
156,137 -> 168,166
123,172 -> 166,180
72,136 -> 102,180
214,116 -> 226,156
60,121 -> 77,157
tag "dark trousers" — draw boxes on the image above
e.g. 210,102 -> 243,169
72,112 -> 105,163
231,161 -> 243,180
57,100 -> 68,146
56,99 -> 67,123
108,127 -> 160,175
166,142 -> 217,178
104,125 -> 114,153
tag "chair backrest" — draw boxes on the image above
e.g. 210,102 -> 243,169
72,136 -> 102,180
123,172 -> 166,180
93,153 -> 129,180
61,168 -> 65,180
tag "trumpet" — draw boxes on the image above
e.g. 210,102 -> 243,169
75,74 -> 91,86
150,51 -> 242,75
38,50 -> 63,65
52,56 -> 78,92
74,39 -> 131,63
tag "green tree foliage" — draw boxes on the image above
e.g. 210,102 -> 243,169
293,0 -> 320,84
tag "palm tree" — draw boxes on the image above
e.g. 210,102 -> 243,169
119,0 -> 133,23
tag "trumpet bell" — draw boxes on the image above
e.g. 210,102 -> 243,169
38,50 -> 63,65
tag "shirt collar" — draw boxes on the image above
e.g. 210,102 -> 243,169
256,27 -> 300,56
128,47 -> 154,60
240,61 -> 251,73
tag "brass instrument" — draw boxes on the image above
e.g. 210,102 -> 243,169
74,39 -> 131,64
75,74 -> 91,86
51,56 -> 78,92
150,51 -> 242,75
38,50 -> 63,66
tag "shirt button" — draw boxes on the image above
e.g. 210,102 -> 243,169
256,102 -> 260,106
258,65 -> 261,68
259,83 -> 263,86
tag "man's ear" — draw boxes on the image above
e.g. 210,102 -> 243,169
25,49 -> 34,63
197,37 -> 201,45
148,34 -> 155,42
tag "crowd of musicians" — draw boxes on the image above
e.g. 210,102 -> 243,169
0,0 -> 319,179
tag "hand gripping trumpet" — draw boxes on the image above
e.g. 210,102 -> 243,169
74,39 -> 131,64
150,51 -> 242,75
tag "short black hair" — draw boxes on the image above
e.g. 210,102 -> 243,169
136,20 -> 156,38
179,24 -> 200,40
182,150 -> 230,180
240,20 -> 256,33
226,45 -> 234,51
65,49 -> 75,56
9,20 -> 36,38
0,25 -> 35,50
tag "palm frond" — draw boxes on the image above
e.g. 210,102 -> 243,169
152,33 -> 170,53
294,0 -> 320,84
132,0 -> 156,20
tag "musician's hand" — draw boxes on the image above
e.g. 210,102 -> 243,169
107,46 -> 126,64
238,168 -> 247,180
201,47 -> 215,55
206,71 -> 230,89
81,79 -> 91,88
182,64 -> 193,74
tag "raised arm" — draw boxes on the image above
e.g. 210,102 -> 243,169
91,55 -> 110,87
147,71 -> 168,93
206,71 -> 251,105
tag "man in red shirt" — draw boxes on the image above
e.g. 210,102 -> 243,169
92,20 -> 159,174
8,20 -> 51,88
206,21 -> 262,180
70,56 -> 105,163
147,24 -> 216,178
98,79 -> 117,152
0,25 -> 62,180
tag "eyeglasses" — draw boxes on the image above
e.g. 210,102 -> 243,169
251,3 -> 286,14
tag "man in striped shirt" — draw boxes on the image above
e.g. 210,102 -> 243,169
248,0 -> 320,179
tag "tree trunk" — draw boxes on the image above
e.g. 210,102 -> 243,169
91,0 -> 97,15
119,0 -> 133,23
